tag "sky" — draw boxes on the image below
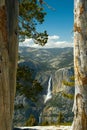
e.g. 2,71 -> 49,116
20,0 -> 74,48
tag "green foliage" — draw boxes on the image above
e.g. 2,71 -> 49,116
19,0 -> 48,45
26,114 -> 37,126
62,80 -> 74,87
17,65 -> 32,81
57,122 -> 72,126
16,65 -> 43,102
70,76 -> 75,81
57,112 -> 64,124
62,75 -> 74,100
14,104 -> 24,110
62,75 -> 75,87
41,120 -> 49,126
62,92 -> 74,100
22,80 -> 43,101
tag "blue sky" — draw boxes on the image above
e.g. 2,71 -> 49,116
20,0 -> 74,48
37,0 -> 74,41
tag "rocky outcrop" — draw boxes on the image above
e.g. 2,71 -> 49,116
14,94 -> 39,126
40,67 -> 74,125
53,67 -> 74,93
41,93 -> 74,124
14,66 -> 74,126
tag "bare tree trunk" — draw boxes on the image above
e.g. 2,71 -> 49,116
6,0 -> 19,126
0,0 -> 18,130
72,0 -> 87,130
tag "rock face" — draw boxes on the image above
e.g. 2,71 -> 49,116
42,93 -> 74,124
41,67 -> 74,124
14,95 -> 39,126
14,67 -> 74,126
53,67 -> 74,93
13,47 -> 74,126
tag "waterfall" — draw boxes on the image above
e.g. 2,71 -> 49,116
44,77 -> 52,103
39,112 -> 42,124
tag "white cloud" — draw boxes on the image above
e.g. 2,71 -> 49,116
19,35 -> 73,48
48,35 -> 60,40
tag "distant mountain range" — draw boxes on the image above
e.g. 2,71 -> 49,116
19,47 -> 73,72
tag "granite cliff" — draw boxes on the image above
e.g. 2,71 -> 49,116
40,67 -> 74,124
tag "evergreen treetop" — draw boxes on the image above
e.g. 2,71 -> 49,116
19,0 -> 48,46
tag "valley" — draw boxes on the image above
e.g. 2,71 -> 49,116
14,47 -> 74,127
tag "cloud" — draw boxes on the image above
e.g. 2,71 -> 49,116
19,35 -> 73,48
48,35 -> 60,40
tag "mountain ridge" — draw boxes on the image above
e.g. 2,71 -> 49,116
19,47 -> 73,71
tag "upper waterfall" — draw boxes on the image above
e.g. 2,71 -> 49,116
44,77 -> 52,103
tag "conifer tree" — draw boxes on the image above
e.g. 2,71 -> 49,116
0,0 -> 47,130
19,0 -> 48,45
